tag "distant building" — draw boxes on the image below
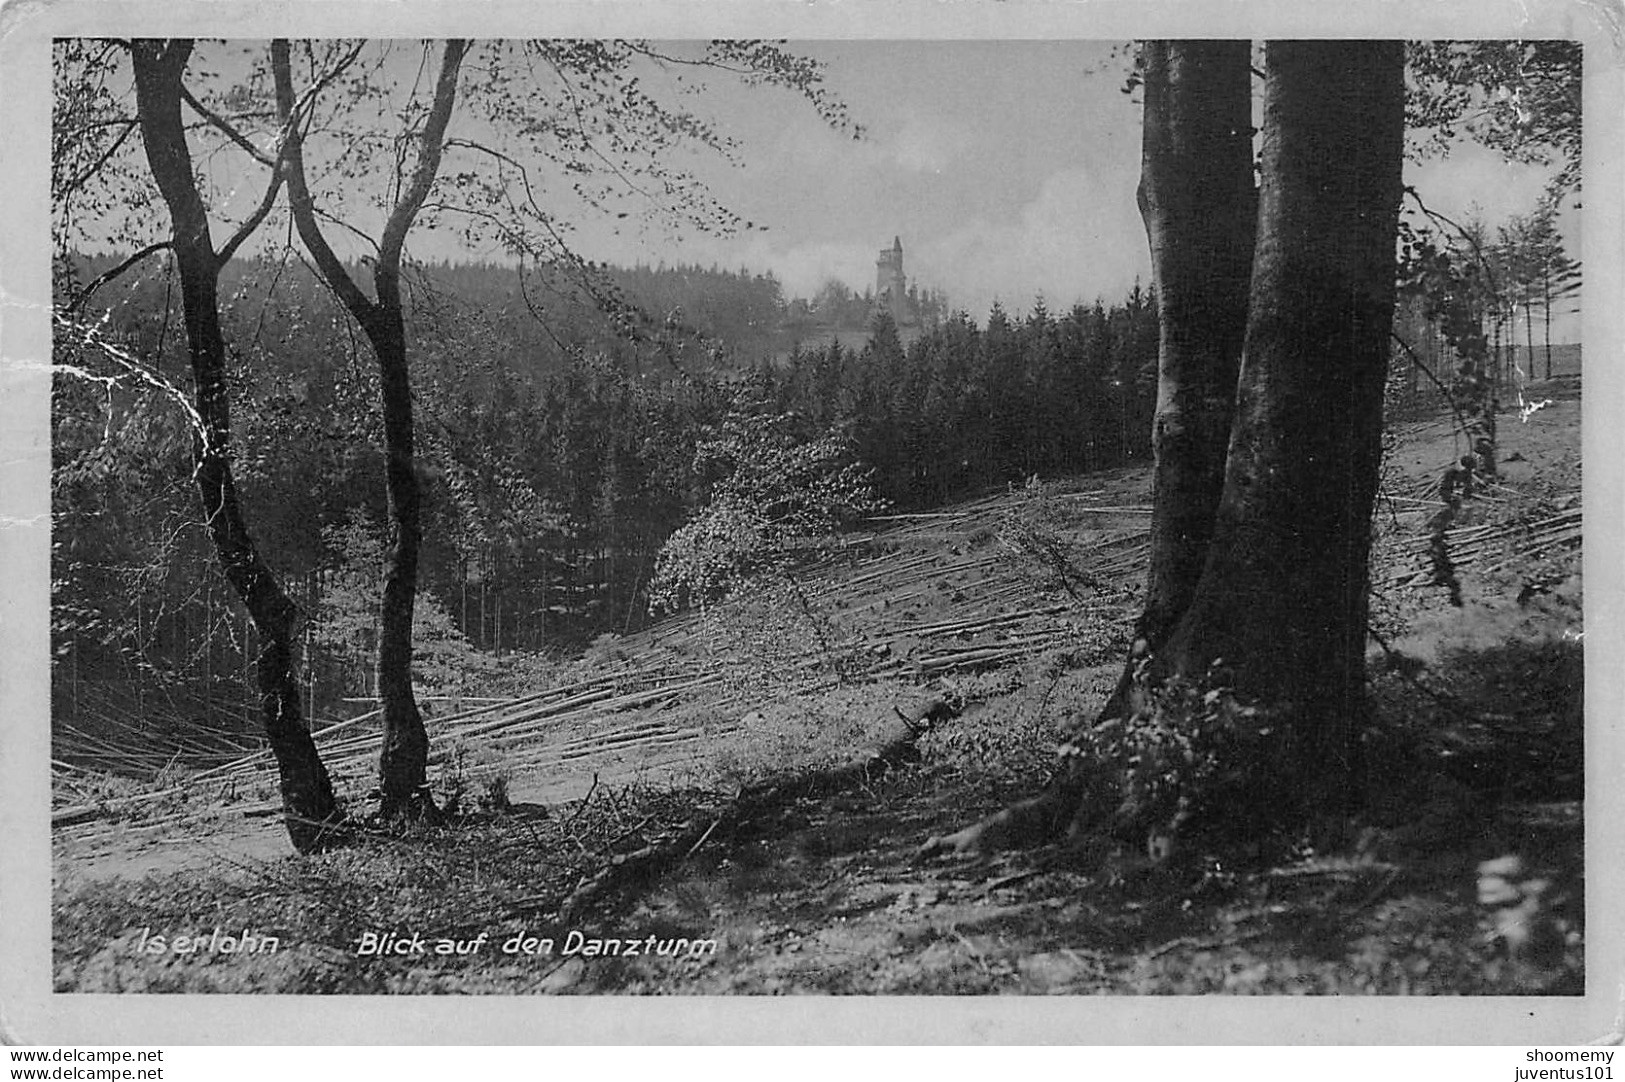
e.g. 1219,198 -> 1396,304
776,235 -> 942,360
875,235 -> 910,326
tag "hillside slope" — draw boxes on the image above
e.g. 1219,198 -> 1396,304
52,394 -> 1583,995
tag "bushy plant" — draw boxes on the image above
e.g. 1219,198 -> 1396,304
1067,661 -> 1299,855
648,397 -> 882,686
313,508 -> 500,701
673,574 -> 874,700
649,402 -> 884,615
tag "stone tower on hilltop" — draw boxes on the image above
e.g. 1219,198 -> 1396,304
875,235 -> 908,325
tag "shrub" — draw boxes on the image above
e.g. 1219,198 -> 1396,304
1067,661 -> 1301,855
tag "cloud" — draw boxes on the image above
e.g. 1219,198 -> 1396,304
654,166 -> 1151,319
916,166 -> 1149,319
622,228 -> 880,303
738,236 -> 882,300
888,115 -> 975,175
766,110 -> 973,180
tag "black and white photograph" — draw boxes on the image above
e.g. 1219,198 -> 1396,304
2,0 -> 1621,1052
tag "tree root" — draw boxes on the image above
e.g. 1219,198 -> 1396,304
916,775 -> 1089,860
377,784 -> 443,829
284,811 -> 350,855
915,736 -> 1135,861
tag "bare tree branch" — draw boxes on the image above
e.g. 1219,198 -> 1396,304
1389,329 -> 1474,442
1405,186 -> 1504,296
53,312 -> 208,444
216,170 -> 286,265
180,83 -> 275,167
55,117 -> 139,204
377,41 -> 468,286
66,240 -> 173,313
272,39 -> 381,325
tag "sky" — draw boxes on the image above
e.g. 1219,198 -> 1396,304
599,40 -> 1153,317
541,41 -> 1575,333
111,40 -> 1580,332
528,41 -> 1574,327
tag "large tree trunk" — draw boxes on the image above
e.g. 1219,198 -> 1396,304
1100,40 -> 1256,721
273,40 -> 467,819
131,40 -> 338,852
1154,40 -> 1407,825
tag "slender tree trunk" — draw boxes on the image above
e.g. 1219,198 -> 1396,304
131,40 -> 338,852
273,39 -> 468,819
366,304 -> 431,808
1101,40 -> 1255,721
202,577 -> 210,707
1154,40 -> 1406,825
305,573 -> 316,722
242,615 -> 251,727
1543,272 -> 1554,379
1494,317 -> 1505,400
1524,298 -> 1536,382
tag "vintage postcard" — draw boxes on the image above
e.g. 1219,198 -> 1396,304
2,0 -> 1620,1048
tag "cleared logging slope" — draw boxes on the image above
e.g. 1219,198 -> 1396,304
51,399 -> 1582,830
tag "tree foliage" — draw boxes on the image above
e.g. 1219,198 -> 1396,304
52,35 -> 864,830
313,508 -> 497,698
649,395 -> 884,614
1406,41 -> 1582,200
1396,188 -> 1581,465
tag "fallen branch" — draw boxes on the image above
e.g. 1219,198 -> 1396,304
547,698 -> 953,921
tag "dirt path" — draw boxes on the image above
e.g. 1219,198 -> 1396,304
54,813 -> 292,885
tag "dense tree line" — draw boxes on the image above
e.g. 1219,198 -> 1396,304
53,248 -> 1157,735
764,294 -> 1157,510
419,258 -> 798,374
